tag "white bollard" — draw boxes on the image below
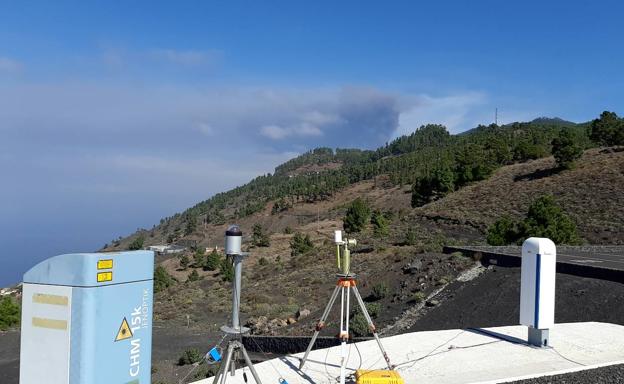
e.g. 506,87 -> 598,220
520,237 -> 557,347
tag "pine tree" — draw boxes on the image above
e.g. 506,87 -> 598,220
552,130 -> 583,169
204,250 -> 221,271
344,198 -> 371,233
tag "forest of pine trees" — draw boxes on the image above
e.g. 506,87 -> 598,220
158,112 -> 621,236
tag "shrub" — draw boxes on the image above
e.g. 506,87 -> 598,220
370,210 -> 389,237
486,216 -> 519,246
370,282 -> 389,301
349,313 -> 369,337
290,232 -> 314,257
187,269 -> 200,282
349,303 -> 380,337
487,195 -> 581,245
179,254 -> 190,270
403,227 -> 418,246
258,257 -> 269,266
204,250 -> 221,271
412,292 -> 426,303
219,257 -> 234,282
552,130 -> 583,169
344,198 -> 371,233
154,265 -> 174,293
178,348 -> 202,366
193,250 -> 206,268
364,302 -> 381,318
283,226 -> 293,234
519,195 -> 581,245
128,236 -> 144,250
0,297 -> 20,330
252,224 -> 270,247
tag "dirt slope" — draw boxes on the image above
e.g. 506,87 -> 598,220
418,148 -> 624,244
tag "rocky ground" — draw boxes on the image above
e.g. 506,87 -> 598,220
405,266 -> 624,332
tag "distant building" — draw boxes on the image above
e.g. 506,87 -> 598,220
148,245 -> 186,255
205,246 -> 223,254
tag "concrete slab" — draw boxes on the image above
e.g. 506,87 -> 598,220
193,322 -> 624,384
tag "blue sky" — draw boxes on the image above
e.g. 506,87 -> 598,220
1,1 -> 622,286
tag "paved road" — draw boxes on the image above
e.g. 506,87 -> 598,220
446,245 -> 624,272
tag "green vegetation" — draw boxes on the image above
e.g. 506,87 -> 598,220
411,291 -> 426,303
178,348 -> 203,365
184,213 -> 198,235
552,130 -> 584,169
370,282 -> 389,301
290,232 -> 314,256
193,249 -> 206,268
370,210 -> 389,237
271,198 -> 291,214
349,302 -> 381,337
179,254 -> 190,270
187,269 -> 200,282
486,216 -> 519,246
258,256 -> 269,266
487,195 -> 581,245
128,236 -> 144,250
0,297 -> 20,330
590,111 -> 624,146
219,257 -> 234,282
344,198 -> 371,233
411,167 -> 454,207
204,249 -> 221,271
403,227 -> 417,246
130,113 -> 611,248
154,265 -> 175,293
252,224 -> 270,247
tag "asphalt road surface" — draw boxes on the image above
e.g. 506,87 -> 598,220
447,245 -> 624,271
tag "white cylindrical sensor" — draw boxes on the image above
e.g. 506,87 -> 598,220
520,237 -> 556,330
334,230 -> 343,243
225,225 -> 243,255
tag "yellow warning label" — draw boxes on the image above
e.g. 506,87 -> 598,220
115,317 -> 133,342
97,271 -> 113,282
97,259 -> 113,270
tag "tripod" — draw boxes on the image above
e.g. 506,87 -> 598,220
212,339 -> 261,384
213,226 -> 263,384
299,273 -> 392,384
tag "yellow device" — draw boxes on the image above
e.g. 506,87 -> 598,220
335,230 -> 356,275
355,370 -> 404,384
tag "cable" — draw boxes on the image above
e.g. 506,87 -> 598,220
394,330 -> 466,371
549,346 -> 586,366
248,333 -> 288,381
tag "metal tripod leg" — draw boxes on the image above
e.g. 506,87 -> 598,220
213,341 -> 263,384
299,284 -> 342,369
352,285 -> 393,370
239,341 -> 263,384
214,342 -> 235,384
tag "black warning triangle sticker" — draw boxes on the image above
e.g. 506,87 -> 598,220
115,317 -> 133,342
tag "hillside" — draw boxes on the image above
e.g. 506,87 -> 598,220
97,113 -> 624,383
134,146 -> 624,383
419,147 -> 624,244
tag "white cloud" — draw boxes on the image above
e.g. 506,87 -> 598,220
0,57 -> 22,72
260,122 -> 324,140
396,92 -> 489,135
261,125 -> 290,140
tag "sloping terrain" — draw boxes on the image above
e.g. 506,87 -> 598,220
418,148 -> 624,244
